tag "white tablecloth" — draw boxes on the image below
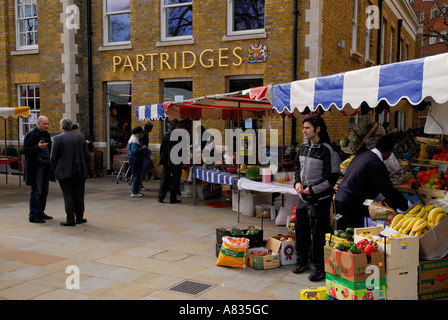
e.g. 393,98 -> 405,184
237,177 -> 298,195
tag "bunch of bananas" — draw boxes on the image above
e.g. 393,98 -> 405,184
389,204 -> 447,237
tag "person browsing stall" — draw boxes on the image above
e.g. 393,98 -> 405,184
334,134 -> 412,229
128,126 -> 147,198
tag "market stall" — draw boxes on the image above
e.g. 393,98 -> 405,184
0,107 -> 30,186
136,53 -> 448,222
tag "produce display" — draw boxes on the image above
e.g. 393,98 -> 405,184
339,121 -> 375,150
391,167 -> 448,190
432,147 -> 448,161
389,204 -> 447,236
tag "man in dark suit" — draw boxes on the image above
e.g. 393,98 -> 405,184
335,134 -> 412,229
21,115 -> 55,223
158,122 -> 185,204
50,118 -> 89,226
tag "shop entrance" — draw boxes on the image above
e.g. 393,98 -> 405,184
106,82 -> 131,172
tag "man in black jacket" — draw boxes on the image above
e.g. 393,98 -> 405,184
51,118 -> 89,226
21,116 -> 54,223
335,134 -> 411,229
293,115 -> 341,281
158,122 -> 185,204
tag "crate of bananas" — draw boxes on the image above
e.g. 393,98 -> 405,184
389,204 -> 447,237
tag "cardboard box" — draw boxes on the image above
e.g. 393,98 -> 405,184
386,266 -> 418,299
354,226 -> 419,268
232,190 -> 271,216
419,289 -> 448,300
255,204 -> 271,218
216,227 -> 264,248
419,258 -> 448,294
265,235 -> 297,265
324,245 -> 385,283
248,248 -> 280,270
325,272 -> 386,300
419,210 -> 448,260
300,286 -> 326,300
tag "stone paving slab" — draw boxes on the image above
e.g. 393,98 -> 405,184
0,174 -> 324,300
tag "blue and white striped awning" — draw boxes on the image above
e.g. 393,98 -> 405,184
135,103 -> 167,120
272,52 -> 448,114
193,167 -> 238,185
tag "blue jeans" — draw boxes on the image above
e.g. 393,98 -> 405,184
129,156 -> 142,195
29,163 -> 50,219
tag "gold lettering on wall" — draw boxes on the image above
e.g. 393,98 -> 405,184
112,47 -> 246,72
182,51 -> 196,69
122,55 -> 135,72
199,49 -> 214,68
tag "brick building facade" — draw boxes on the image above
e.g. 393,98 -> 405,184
409,0 -> 448,57
0,0 -> 422,176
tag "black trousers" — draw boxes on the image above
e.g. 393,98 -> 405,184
58,176 -> 86,224
295,197 -> 332,270
158,165 -> 182,202
334,200 -> 369,230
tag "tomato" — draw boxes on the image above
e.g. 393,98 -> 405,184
435,183 -> 443,190
445,173 -> 448,180
434,177 -> 442,184
434,154 -> 440,160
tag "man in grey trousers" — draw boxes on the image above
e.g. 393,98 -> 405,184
51,118 -> 89,226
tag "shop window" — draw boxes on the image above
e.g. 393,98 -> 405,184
227,0 -> 265,36
104,0 -> 131,45
228,76 -> 263,129
163,79 -> 193,132
15,0 -> 38,50
18,84 -> 40,139
161,0 -> 193,41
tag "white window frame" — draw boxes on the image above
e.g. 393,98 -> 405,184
430,7 -> 437,20
420,10 -> 425,22
429,35 -> 437,45
161,0 -> 193,42
227,0 -> 265,37
18,84 -> 40,139
440,30 -> 447,43
351,0 -> 359,53
15,0 -> 38,50
103,0 -> 131,46
389,28 -> 394,63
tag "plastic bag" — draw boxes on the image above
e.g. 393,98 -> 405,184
216,236 -> 250,269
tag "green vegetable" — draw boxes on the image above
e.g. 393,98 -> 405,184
339,232 -> 350,240
230,227 -> 242,236
334,230 -> 341,237
335,243 -> 347,251
377,214 -> 389,221
345,227 -> 355,235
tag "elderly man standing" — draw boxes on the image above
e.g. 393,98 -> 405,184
22,116 -> 54,223
51,119 -> 89,226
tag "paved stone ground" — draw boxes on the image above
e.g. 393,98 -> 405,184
0,173 -> 324,300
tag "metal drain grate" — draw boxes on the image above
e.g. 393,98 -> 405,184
166,280 -> 215,296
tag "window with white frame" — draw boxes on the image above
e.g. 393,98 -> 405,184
15,0 -> 38,50
227,0 -> 265,36
104,0 -> 131,45
18,84 -> 40,138
351,0 -> 359,52
429,35 -> 437,45
440,30 -> 447,43
420,11 -> 425,22
389,28 -> 394,63
430,7 -> 437,20
161,0 -> 193,41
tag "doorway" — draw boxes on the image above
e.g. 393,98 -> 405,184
106,82 -> 131,172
